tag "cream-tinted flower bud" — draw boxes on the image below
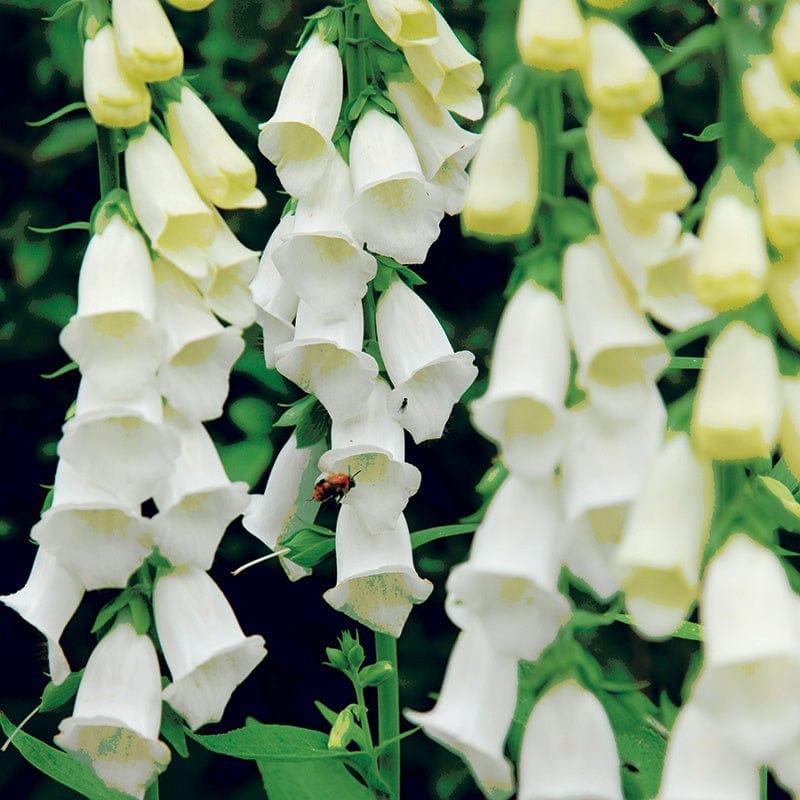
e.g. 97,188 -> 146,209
366,0 -> 438,46
164,0 -> 213,9
755,143 -> 800,254
581,18 -> 661,117
742,54 -> 800,142
689,166 -> 767,311
692,321 -> 781,461
516,0 -> 587,72
83,25 -> 151,129
774,1 -> 800,81
462,104 -> 539,238
768,252 -> 800,344
112,0 -> 183,82
780,377 -> 800,480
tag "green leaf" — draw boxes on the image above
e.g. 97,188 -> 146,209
228,396 -> 273,437
33,118 -> 96,160
295,399 -> 329,448
91,589 -> 135,634
654,24 -> 723,76
42,0 -> 83,22
314,700 -> 340,727
160,705 -> 189,759
410,523 -> 477,549
0,713 -> 134,800
684,121 -> 724,142
217,439 -> 274,489
40,671 -> 83,713
613,613 -> 703,642
129,595 -> 151,635
273,394 -> 319,428
281,527 -> 336,569
29,221 -> 91,234
41,362 -> 79,380
27,102 -> 87,127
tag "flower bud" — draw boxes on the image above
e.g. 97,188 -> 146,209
754,143 -> 800,254
768,252 -> 800,344
742,54 -> 800,142
773,1 -> 800,81
359,661 -> 394,687
112,0 -> 183,82
516,0 -> 587,72
366,0 -> 438,46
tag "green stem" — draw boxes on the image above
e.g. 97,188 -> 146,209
95,125 -> 119,197
144,779 -> 159,800
374,632 -> 400,800
353,679 -> 376,753
364,285 -> 378,342
538,78 -> 565,200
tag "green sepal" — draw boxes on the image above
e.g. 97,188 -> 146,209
507,247 -> 562,299
410,523 -> 477,550
38,484 -> 55,515
752,476 -> 800,534
274,394 -> 321,429
150,78 -> 187,111
358,660 -> 393,688
42,0 -> 82,23
314,700 -> 340,727
27,102 -> 87,127
280,527 -> 336,569
91,588 -> 138,635
80,0 -> 110,38
40,670 -> 83,713
41,362 -> 79,380
129,594 -> 152,635
372,255 -> 425,293
90,187 -> 138,236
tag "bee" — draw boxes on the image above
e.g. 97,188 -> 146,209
313,471 -> 359,504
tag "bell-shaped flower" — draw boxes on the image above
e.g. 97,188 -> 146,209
250,216 -> 299,367
318,379 -> 421,535
272,154 -> 376,320
769,252 -> 800,344
402,7 -> 484,120
60,216 -> 160,398
151,411 -> 249,570
781,377 -> 800,480
692,534 -> 800,761
754,143 -> 800,254
274,301 -> 378,421
405,624 -> 517,800
518,681 -> 623,800
258,32 -> 342,198
376,279 -> 478,443
586,112 -> 693,214
31,459 -> 150,591
155,566 -> 266,730
462,104 -> 539,239
563,238 -> 669,418
126,125 -> 216,280
198,209 -> 259,327
471,281 -> 569,480
54,622 -> 171,799
58,378 -> 180,507
154,258 -> 245,422
387,80 -> 480,214
689,166 -> 767,311
345,109 -> 445,265
1,547 -> 84,686
165,85 -> 266,210
366,0 -> 437,46
323,507 -> 432,637
516,0 -> 587,72
446,475 -> 571,661
742,54 -> 800,142
243,432 -> 327,581
614,433 -> 714,639
657,702 -> 760,800
112,0 -> 182,81
773,1 -> 800,81
82,25 -> 151,129
691,321 -> 781,461
561,515 -> 621,601
580,17 -> 661,116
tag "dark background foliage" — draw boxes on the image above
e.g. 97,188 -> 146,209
0,1 -> 724,798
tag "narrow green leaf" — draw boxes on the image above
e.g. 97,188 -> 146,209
410,523 -> 477,549
613,613 -> 703,641
314,701 -> 340,727
160,706 -> 189,759
29,222 -> 91,234
40,671 -> 83,713
27,102 -> 87,127
684,121 -> 724,142
42,0 -> 82,22
41,362 -> 79,380
273,394 -> 319,428
654,24 -> 723,76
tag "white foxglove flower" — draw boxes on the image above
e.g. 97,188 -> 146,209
151,411 -> 249,570
82,25 -> 150,129
581,17 -> 661,116
773,736 -> 800,798
59,216 -> 160,398
405,625 -> 517,800
258,32 -> 342,198
561,515 -> 621,600
518,681 -> 623,800
1,547 -> 83,685
690,166 -> 767,311
446,475 -> 570,660
691,321 -> 781,461
586,112 -> 693,214
773,1 -> 800,81
154,258 -> 245,422
376,280 -> 477,443
462,104 -> 539,239
658,702 -> 760,800
516,0 -> 587,72
272,154 -> 376,320
755,143 -> 800,254
402,7 -> 484,120
31,460 -> 150,591
742,54 -> 800,142
471,281 -> 569,480
366,0 -> 437,46
250,216 -> 299,368
563,238 -> 668,418
345,109 -> 445,265
274,301 -> 378,421
199,209 -> 259,327
386,80 -> 480,214
54,623 -> 171,799
318,379 -> 420,534
58,379 -> 180,507
615,433 -> 714,639
243,432 -> 327,581
693,534 -> 800,761
782,377 -> 800,480
155,567 -> 266,730
323,508 -> 431,637
112,0 -> 183,81
126,125 -> 216,280
769,253 -> 800,344
165,86 -> 266,210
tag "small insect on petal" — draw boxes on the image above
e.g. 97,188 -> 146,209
313,472 -> 358,504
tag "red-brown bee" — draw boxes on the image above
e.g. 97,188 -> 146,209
312,471 -> 358,504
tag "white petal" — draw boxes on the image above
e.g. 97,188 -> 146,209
516,0 -> 587,72
366,0 -> 438,47
112,0 -> 182,81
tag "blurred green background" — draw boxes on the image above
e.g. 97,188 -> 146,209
0,1 -> 722,798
